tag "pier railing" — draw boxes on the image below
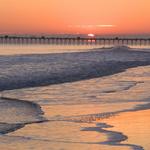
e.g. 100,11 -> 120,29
0,36 -> 150,46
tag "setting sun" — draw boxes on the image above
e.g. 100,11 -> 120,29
88,34 -> 95,37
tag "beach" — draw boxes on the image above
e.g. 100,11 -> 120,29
0,46 -> 150,150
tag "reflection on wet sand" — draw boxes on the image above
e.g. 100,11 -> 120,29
102,109 -> 150,150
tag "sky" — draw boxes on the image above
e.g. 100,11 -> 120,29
0,0 -> 150,35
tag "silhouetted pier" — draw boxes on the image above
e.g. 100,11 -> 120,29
0,35 -> 150,46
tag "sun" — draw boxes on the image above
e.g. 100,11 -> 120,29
88,33 -> 95,37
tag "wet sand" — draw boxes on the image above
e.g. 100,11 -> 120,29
101,109 -> 150,150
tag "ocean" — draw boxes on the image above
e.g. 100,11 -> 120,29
0,44 -> 150,150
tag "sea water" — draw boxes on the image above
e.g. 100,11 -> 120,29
0,43 -> 150,55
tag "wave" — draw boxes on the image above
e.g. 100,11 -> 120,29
0,97 -> 46,135
0,46 -> 150,91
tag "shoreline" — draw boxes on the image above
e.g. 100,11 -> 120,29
1,98 -> 149,149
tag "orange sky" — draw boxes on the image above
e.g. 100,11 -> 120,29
0,0 -> 150,35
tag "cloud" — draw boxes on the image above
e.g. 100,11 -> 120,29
68,24 -> 116,28
96,25 -> 116,27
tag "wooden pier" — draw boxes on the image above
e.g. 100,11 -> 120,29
0,35 -> 150,46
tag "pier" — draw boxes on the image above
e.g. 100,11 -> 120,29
0,35 -> 150,46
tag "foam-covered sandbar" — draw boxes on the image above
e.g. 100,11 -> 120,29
0,46 -> 150,91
